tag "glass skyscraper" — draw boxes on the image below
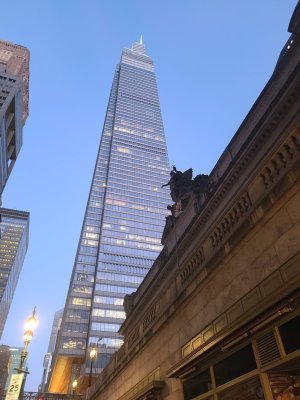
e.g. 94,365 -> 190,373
0,208 -> 30,338
0,40 -> 29,201
49,39 -> 170,393
0,40 -> 30,340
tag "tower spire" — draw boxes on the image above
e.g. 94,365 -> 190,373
132,36 -> 146,54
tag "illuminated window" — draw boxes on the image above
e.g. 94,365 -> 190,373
71,297 -> 91,306
117,146 -> 130,154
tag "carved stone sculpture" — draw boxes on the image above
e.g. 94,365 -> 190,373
162,166 -> 209,203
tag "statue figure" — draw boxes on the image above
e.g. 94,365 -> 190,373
162,167 -> 211,240
123,292 -> 135,317
162,166 -> 209,203
162,166 -> 194,202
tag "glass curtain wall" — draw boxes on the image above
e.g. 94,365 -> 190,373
0,209 -> 29,338
55,39 -> 170,377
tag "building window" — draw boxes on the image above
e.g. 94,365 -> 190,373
183,369 -> 212,400
61,339 -> 86,350
214,344 -> 257,386
91,308 -> 126,319
67,309 -> 90,319
64,323 -> 88,333
71,297 -> 91,307
278,314 -> 300,355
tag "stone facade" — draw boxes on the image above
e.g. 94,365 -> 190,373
0,40 -> 29,123
85,5 -> 300,400
0,40 -> 29,197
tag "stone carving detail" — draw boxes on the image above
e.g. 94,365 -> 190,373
210,192 -> 252,249
260,132 -> 300,188
123,292 -> 136,317
162,167 -> 210,238
143,304 -> 157,332
180,247 -> 205,285
194,93 -> 300,232
163,166 -> 209,204
128,326 -> 140,348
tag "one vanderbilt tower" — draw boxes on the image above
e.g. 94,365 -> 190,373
48,38 -> 170,393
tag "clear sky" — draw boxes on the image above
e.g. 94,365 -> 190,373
0,0 -> 297,392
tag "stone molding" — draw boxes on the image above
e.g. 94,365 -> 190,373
159,73 -> 300,291
88,368 -> 163,400
142,303 -> 158,332
176,127 -> 300,292
177,251 -> 300,368
128,326 -> 140,349
210,191 -> 252,250
260,131 -> 300,188
180,246 -> 205,286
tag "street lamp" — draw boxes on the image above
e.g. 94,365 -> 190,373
72,379 -> 78,394
15,307 -> 38,398
20,307 -> 38,370
89,346 -> 97,386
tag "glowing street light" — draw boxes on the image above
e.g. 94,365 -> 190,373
72,379 -> 78,394
89,346 -> 98,386
11,307 -> 38,400
20,307 -> 38,371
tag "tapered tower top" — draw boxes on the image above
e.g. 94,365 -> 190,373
132,36 -> 146,55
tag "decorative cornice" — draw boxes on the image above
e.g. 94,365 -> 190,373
180,246 -> 205,286
210,191 -> 252,250
260,131 -> 300,188
128,326 -> 140,349
192,80 -> 300,239
142,303 -> 158,332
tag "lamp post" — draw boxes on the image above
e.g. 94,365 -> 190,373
16,307 -> 38,399
72,379 -> 78,394
89,346 -> 97,387
21,308 -> 37,367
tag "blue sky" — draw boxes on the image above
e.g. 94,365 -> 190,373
0,0 -> 297,392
